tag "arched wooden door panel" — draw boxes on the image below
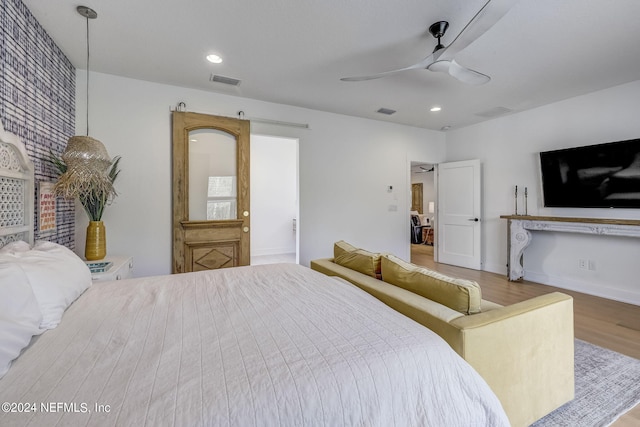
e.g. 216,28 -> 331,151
172,112 -> 250,273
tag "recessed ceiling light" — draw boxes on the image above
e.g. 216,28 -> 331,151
430,106 -> 442,112
206,54 -> 223,64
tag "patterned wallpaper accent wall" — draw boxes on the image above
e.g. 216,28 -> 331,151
0,0 -> 76,248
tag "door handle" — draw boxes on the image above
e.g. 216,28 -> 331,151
468,218 -> 480,222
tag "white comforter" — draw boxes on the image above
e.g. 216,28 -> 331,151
0,263 -> 508,427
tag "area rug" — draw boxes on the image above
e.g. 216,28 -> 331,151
532,339 -> 640,427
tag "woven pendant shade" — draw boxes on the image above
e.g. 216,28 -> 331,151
54,136 -> 115,201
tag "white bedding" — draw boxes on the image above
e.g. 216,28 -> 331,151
0,263 -> 508,426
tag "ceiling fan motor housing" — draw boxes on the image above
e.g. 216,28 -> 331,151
429,21 -> 449,52
429,21 -> 449,38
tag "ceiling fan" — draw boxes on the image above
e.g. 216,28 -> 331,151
414,166 -> 434,173
340,0 -> 518,85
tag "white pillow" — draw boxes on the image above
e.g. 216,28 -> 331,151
0,261 -> 45,378
13,241 -> 92,329
0,240 -> 31,255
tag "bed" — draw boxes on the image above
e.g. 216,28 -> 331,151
0,123 -> 509,426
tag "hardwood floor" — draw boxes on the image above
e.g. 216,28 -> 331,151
410,244 -> 640,426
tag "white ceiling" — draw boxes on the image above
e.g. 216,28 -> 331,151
21,0 -> 640,131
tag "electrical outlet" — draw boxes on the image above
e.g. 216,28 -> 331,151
578,259 -> 587,269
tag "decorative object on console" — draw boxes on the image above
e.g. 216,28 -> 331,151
513,186 -> 528,216
51,6 -> 122,261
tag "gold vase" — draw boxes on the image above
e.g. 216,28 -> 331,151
85,221 -> 107,261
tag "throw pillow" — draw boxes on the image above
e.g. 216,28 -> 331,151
381,254 -> 482,314
333,241 -> 382,279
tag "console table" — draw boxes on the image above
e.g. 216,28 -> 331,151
500,215 -> 640,281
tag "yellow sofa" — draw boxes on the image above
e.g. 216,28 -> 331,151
311,249 -> 574,427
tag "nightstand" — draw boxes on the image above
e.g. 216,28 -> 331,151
86,255 -> 133,282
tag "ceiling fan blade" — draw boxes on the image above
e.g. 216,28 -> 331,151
427,59 -> 490,85
448,59 -> 490,85
340,52 -> 436,82
426,60 -> 450,73
439,0 -> 519,60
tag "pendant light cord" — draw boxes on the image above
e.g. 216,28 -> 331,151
85,14 -> 90,136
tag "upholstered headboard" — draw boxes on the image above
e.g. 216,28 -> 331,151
0,120 -> 35,248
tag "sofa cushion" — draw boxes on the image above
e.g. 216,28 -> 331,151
333,241 -> 382,279
381,254 -> 482,314
333,240 -> 359,258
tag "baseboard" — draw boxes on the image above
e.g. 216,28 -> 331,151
524,271 -> 640,306
252,247 -> 296,257
483,262 -> 508,276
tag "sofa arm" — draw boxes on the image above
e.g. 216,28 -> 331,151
450,292 -> 574,427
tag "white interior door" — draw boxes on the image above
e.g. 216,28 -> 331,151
437,159 -> 482,270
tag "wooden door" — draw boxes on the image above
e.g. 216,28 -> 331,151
436,159 -> 482,270
411,183 -> 423,213
172,112 -> 250,273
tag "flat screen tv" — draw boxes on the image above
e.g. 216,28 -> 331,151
539,138 -> 640,208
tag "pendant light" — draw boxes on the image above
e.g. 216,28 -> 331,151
63,5 -> 110,168
56,5 -> 113,200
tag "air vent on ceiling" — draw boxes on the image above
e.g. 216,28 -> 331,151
475,106 -> 513,118
377,108 -> 396,115
209,74 -> 242,86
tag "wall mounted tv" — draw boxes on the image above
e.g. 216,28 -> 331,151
539,138 -> 640,208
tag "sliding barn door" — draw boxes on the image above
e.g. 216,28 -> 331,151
172,112 -> 250,273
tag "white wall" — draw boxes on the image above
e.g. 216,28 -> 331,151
445,80 -> 640,305
75,72 -> 446,277
251,134 -> 297,257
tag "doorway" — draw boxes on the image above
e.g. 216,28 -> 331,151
250,134 -> 299,265
409,159 -> 483,270
436,159 -> 482,270
410,161 -> 436,265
